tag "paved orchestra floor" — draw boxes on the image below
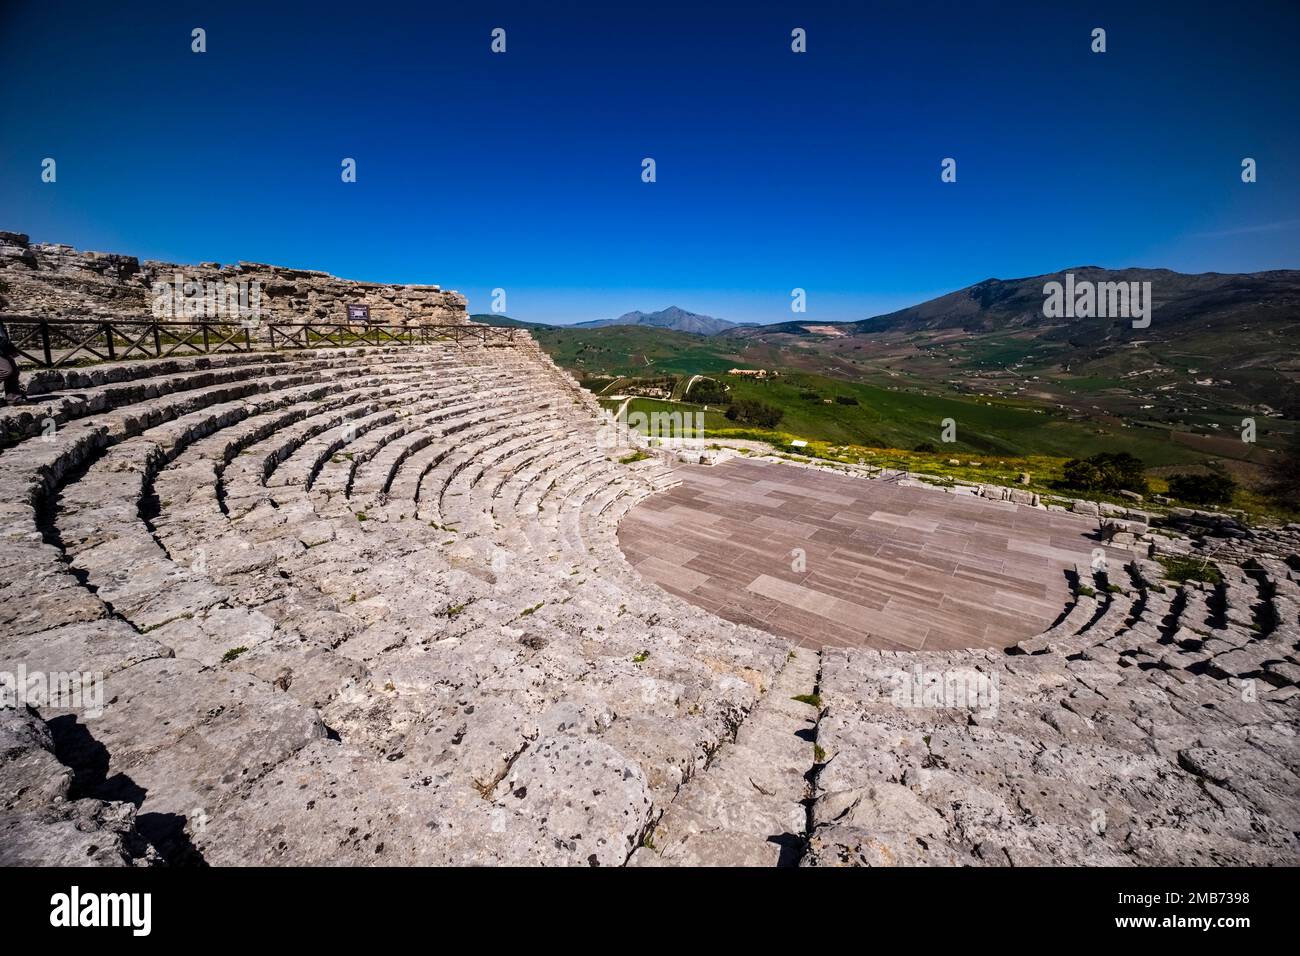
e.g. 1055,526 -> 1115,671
618,457 -> 1125,651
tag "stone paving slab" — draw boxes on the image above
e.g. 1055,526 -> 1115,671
618,458 -> 1126,651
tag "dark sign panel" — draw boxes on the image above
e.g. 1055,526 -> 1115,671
347,303 -> 371,324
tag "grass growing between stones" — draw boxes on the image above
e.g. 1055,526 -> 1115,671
1158,555 -> 1224,586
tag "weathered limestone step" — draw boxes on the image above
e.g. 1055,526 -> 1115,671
12,324 -> 1292,867
316,380 -> 518,503
416,409 -> 559,524
1016,591 -> 1099,653
2,373 -> 370,637
629,646 -> 817,867
1,350 -> 357,446
364,399 -> 530,510
806,643 -> 1299,866
3,336 -> 807,865
438,426 -> 570,532
0,706 -> 150,866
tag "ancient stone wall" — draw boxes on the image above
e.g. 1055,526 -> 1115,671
0,231 -> 468,326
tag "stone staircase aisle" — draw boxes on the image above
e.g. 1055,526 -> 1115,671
629,646 -> 822,866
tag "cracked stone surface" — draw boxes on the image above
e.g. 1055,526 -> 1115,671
1,336 -> 1296,866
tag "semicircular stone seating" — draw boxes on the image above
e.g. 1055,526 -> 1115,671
1,340 -> 1297,867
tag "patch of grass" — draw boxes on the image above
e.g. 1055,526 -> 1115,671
1157,555 -> 1224,586
519,601 -> 545,618
221,646 -> 249,664
1077,585 -> 1097,598
139,611 -> 194,634
619,450 -> 651,464
791,693 -> 822,708
814,744 -> 827,762
356,512 -> 368,521
632,650 -> 650,664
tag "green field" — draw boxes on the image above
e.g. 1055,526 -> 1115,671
532,326 -> 743,378
533,319 -> 1297,517
599,370 -> 1205,466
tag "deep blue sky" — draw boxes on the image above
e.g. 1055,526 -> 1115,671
2,1 -> 1298,324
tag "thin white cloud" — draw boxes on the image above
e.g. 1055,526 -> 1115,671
1191,218 -> 1300,239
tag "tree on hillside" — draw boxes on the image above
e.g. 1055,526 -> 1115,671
1061,452 -> 1149,495
725,399 -> 783,429
1167,471 -> 1237,506
687,378 -> 728,404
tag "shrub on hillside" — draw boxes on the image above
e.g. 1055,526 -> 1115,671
687,378 -> 728,404
1167,471 -> 1237,506
798,390 -> 821,402
914,442 -> 938,453
1061,452 -> 1149,495
835,396 -> 859,405
725,399 -> 783,429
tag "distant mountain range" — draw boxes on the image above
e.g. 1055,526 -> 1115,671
488,266 -> 1300,362
572,306 -> 741,335
734,267 -> 1300,338
472,306 -> 740,335
724,265 -> 1300,421
469,313 -> 552,330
